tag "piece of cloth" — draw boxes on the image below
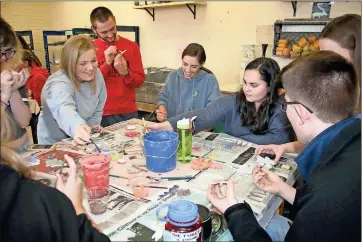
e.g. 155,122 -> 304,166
158,68 -> 222,118
224,118 -> 361,242
6,85 -> 29,140
37,69 -> 107,144
25,65 -> 49,106
168,93 -> 296,145
295,116 -> 356,181
94,36 -> 145,116
0,165 -> 110,242
101,111 -> 139,127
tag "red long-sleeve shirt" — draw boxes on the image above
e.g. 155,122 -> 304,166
25,65 -> 49,106
94,36 -> 145,116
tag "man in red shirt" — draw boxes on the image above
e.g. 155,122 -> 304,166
90,6 -> 145,127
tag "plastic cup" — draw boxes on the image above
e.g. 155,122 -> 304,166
80,153 -> 110,190
129,176 -> 150,199
87,188 -> 110,215
80,154 -> 110,214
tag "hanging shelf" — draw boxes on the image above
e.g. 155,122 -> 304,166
134,1 -> 207,21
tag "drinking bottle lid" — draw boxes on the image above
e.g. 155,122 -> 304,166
168,200 -> 199,226
177,116 -> 196,129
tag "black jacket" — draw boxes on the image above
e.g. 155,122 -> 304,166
225,118 -> 361,242
0,165 -> 110,242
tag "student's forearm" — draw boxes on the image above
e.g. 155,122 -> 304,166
278,182 -> 296,204
282,141 -> 305,154
9,90 -> 31,127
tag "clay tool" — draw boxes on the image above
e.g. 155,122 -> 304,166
142,117 -> 147,128
109,174 -> 128,179
90,138 -> 102,153
149,175 -> 193,181
118,49 -> 127,55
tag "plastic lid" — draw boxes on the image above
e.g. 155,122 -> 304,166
168,200 -> 199,226
177,118 -> 191,129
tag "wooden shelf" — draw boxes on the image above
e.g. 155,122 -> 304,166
134,1 -> 207,21
134,1 -> 206,9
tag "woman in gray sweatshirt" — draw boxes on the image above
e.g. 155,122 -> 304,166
37,36 -> 107,145
146,57 -> 296,145
156,43 -> 221,121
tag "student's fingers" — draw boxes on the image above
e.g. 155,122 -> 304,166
63,154 -> 77,179
74,136 -> 87,145
226,180 -> 236,199
55,174 -> 65,191
207,184 -> 217,201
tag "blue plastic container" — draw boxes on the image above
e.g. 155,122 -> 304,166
143,131 -> 179,173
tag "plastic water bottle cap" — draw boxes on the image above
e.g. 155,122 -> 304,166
177,118 -> 190,129
177,116 -> 196,129
167,200 -> 199,226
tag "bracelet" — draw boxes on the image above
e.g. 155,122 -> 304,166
1,100 -> 9,106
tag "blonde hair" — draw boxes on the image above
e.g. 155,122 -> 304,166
59,35 -> 97,94
0,110 -> 31,178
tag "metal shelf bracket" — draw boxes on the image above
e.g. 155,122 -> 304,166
291,1 -> 297,17
186,4 -> 197,19
145,8 -> 155,21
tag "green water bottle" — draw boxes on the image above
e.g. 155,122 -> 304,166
177,117 -> 195,163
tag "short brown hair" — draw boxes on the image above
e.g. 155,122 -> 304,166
0,17 -> 22,71
281,51 -> 359,123
320,14 -> 361,84
90,6 -> 114,28
60,35 -> 97,94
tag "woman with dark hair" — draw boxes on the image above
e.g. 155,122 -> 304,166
156,43 -> 221,122
145,57 -> 295,145
0,17 -> 32,152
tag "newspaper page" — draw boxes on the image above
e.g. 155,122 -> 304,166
191,132 -> 298,223
107,184 -> 210,241
84,186 -> 151,235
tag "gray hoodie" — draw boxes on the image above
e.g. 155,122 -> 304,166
158,68 -> 221,118
37,69 -> 107,144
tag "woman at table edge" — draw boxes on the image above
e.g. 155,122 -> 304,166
37,35 -> 107,145
0,110 -> 110,241
255,14 -> 361,168
144,57 -> 296,145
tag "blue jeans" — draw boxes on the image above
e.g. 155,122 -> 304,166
265,214 -> 292,241
217,214 -> 291,242
101,111 -> 139,127
15,139 -> 30,154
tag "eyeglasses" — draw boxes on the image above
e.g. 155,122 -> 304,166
281,101 -> 314,114
0,47 -> 16,60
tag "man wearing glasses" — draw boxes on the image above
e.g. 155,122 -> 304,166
90,7 -> 145,127
207,51 -> 360,241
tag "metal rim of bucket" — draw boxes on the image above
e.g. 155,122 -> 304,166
144,131 -> 179,144
143,131 -> 179,160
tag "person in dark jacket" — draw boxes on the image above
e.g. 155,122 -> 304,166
207,51 -> 361,242
0,110 -> 110,242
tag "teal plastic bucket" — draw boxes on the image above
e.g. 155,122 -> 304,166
143,131 -> 179,173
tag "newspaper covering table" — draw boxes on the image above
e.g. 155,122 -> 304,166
21,122 -> 298,241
